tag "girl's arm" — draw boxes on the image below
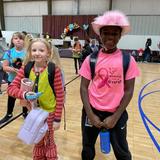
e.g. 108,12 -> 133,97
3,59 -> 18,73
53,67 -> 65,122
7,67 -> 25,99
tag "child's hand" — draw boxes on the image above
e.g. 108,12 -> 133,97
13,68 -> 19,73
10,67 -> 18,73
53,121 -> 60,130
102,114 -> 119,129
25,92 -> 42,101
89,114 -> 103,129
26,105 -> 32,111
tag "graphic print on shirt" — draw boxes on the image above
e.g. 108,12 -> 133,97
95,67 -> 122,89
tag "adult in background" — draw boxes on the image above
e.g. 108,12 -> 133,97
81,39 -> 93,63
143,38 -> 152,62
72,37 -> 82,74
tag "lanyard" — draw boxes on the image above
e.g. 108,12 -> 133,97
33,72 -> 40,93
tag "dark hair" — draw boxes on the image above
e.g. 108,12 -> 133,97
22,31 -> 28,36
74,37 -> 79,42
0,30 -> 3,38
73,41 -> 81,48
85,39 -> 90,43
145,38 -> 152,47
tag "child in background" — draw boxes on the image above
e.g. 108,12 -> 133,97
0,32 -> 28,124
79,10 -> 140,160
137,48 -> 144,62
7,38 -> 64,160
72,37 -> 82,74
24,33 -> 34,49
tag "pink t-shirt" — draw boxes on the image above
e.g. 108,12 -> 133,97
79,49 -> 140,112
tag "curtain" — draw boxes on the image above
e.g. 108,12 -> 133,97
43,15 -> 98,40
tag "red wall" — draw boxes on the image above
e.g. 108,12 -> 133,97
43,15 -> 98,40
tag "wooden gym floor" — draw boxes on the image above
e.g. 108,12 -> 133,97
0,58 -> 160,160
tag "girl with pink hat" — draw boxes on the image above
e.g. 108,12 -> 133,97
79,10 -> 140,160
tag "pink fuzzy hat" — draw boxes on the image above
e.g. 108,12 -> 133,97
92,10 -> 131,36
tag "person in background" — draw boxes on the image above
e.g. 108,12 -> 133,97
0,61 -> 8,94
0,61 -> 4,94
143,38 -> 152,62
137,48 -> 144,62
79,10 -> 140,160
90,39 -> 99,53
131,50 -> 138,61
0,32 -> 28,124
81,39 -> 93,63
72,37 -> 82,74
22,31 -> 28,36
0,30 -> 8,94
157,41 -> 160,50
24,33 -> 34,49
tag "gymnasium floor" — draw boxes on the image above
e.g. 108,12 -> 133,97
0,58 -> 160,160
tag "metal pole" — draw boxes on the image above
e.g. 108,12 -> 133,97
47,0 -> 52,15
109,0 -> 112,10
0,0 -> 5,30
77,0 -> 80,15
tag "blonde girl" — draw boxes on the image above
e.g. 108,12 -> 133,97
8,38 -> 65,160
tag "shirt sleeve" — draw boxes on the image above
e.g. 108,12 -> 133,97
79,56 -> 91,80
53,67 -> 65,122
3,50 -> 10,62
7,67 -> 25,99
125,56 -> 140,80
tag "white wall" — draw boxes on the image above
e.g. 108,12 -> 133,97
3,1 -> 45,33
4,1 -> 47,16
52,0 -> 109,15
3,0 -> 160,16
113,0 -> 160,15
1,30 -> 16,44
79,0 -> 109,15
52,0 -> 77,15
5,16 -> 42,34
118,35 -> 160,50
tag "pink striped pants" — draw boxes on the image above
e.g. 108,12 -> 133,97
33,112 -> 58,160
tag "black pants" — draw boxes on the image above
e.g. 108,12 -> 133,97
73,58 -> 81,73
7,82 -> 28,115
81,107 -> 131,160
